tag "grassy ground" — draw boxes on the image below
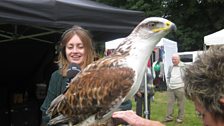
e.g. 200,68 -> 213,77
132,91 -> 202,126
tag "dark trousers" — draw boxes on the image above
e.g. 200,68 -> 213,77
135,93 -> 151,119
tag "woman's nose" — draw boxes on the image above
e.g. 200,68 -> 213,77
72,47 -> 78,53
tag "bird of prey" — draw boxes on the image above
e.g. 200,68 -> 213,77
46,17 -> 176,126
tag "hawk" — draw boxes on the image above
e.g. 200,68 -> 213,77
47,17 -> 176,126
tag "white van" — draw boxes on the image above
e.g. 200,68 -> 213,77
178,51 -> 203,65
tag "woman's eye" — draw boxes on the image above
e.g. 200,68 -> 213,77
67,46 -> 73,49
77,45 -> 84,49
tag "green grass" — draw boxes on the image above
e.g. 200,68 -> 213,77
132,91 -> 202,126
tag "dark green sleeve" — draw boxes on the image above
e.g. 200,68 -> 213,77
40,70 -> 63,124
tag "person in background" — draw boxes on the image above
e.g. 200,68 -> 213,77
164,53 -> 186,123
135,68 -> 154,118
40,25 -> 95,125
152,58 -> 164,91
112,45 -> 224,126
152,60 -> 161,88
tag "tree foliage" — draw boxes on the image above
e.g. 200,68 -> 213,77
94,0 -> 224,51
164,0 -> 224,51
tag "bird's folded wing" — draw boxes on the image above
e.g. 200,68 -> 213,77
63,67 -> 135,122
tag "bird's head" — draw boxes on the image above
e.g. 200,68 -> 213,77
131,17 -> 176,40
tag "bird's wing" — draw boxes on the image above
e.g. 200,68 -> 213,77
48,63 -> 135,124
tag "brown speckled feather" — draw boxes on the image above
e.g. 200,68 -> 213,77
48,65 -> 134,125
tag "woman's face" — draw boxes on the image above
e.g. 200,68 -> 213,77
194,100 -> 223,126
65,34 -> 85,66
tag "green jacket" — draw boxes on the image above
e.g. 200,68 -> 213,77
40,70 -> 67,124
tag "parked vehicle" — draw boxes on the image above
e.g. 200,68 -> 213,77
178,51 -> 203,65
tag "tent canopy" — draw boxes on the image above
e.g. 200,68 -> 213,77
204,29 -> 224,46
0,0 -> 145,43
0,0 -> 145,87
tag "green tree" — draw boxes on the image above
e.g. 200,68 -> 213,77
94,0 -> 224,51
95,0 -> 165,17
164,0 -> 224,51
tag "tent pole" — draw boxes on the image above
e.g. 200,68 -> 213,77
144,71 -> 149,119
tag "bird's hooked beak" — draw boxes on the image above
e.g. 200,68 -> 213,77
165,21 -> 177,32
170,22 -> 177,32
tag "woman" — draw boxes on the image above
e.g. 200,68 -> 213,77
40,25 -> 95,125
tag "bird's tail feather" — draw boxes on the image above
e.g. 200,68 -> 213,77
46,94 -> 74,125
48,114 -> 71,125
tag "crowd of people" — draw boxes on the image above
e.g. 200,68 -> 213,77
40,25 -> 224,126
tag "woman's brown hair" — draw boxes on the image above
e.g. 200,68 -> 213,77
57,25 -> 95,76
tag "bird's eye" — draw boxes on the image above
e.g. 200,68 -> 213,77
148,22 -> 156,28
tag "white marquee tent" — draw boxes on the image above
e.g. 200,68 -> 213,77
156,38 -> 177,78
204,29 -> 224,46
